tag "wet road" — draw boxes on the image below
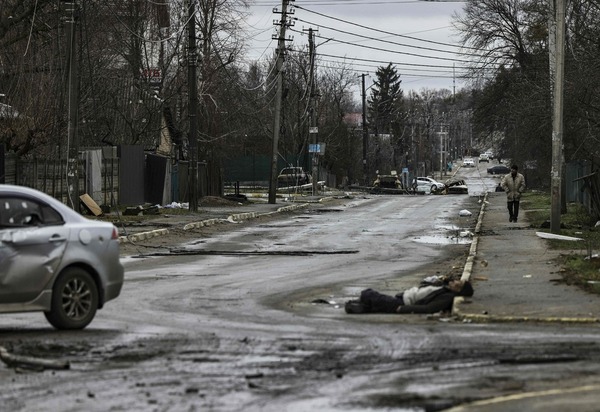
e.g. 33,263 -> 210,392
2,164 -> 600,411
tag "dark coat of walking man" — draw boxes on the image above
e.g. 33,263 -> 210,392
501,164 -> 526,222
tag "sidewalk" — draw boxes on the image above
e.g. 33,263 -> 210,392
454,192 -> 600,323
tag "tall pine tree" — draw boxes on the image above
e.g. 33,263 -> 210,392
368,63 -> 403,136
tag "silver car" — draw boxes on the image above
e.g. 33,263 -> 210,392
414,177 -> 445,193
0,185 -> 124,329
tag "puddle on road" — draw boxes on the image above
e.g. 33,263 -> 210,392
412,235 -> 472,245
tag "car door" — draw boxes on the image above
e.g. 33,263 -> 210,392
0,196 -> 69,304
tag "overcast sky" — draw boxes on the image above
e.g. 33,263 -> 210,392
243,0 -> 468,97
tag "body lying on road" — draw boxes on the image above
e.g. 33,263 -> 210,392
345,276 -> 474,314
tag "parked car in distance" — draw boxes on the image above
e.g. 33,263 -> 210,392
478,153 -> 490,163
485,151 -> 494,160
414,176 -> 445,193
487,165 -> 511,175
277,167 -> 311,187
462,158 -> 475,167
0,185 -> 124,329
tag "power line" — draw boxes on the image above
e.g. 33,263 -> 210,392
293,16 -> 484,59
293,4 -> 477,51
254,0 -> 465,6
288,27 -> 469,64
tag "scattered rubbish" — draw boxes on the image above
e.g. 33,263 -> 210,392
479,260 -> 488,267
164,201 -> 189,209
536,232 -> 583,241
584,254 -> 599,260
79,193 -> 103,216
523,275 -> 532,278
587,281 -> 600,284
458,209 -> 472,217
459,231 -> 473,237
473,276 -> 488,281
123,204 -> 160,216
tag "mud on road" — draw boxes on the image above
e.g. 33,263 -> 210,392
4,194 -> 559,412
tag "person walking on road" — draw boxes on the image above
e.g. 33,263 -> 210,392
501,164 -> 526,222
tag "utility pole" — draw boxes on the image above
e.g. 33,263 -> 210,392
439,130 -> 444,181
64,1 -> 80,212
361,74 -> 368,185
307,28 -> 318,195
187,0 -> 199,212
550,0 -> 565,233
269,0 -> 293,204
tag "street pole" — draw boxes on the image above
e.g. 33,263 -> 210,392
308,28 -> 318,195
362,74 -> 368,185
439,131 -> 443,181
550,0 -> 565,233
64,1 -> 80,212
269,0 -> 292,204
187,0 -> 198,212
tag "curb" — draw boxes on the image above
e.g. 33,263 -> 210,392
452,303 -> 599,324
459,192 -> 488,284
119,228 -> 169,244
118,203 -> 310,243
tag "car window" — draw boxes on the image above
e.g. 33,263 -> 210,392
0,196 -> 63,227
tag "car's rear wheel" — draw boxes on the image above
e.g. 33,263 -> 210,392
44,268 -> 98,330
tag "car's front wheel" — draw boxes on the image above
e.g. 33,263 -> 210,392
44,268 -> 99,330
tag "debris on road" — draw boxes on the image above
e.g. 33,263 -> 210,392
0,346 -> 70,371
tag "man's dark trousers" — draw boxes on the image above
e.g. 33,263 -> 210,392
360,289 -> 404,313
507,200 -> 520,221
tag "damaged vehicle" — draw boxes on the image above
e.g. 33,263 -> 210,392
425,178 -> 468,195
0,185 -> 124,329
372,173 -> 407,194
443,178 -> 469,195
277,167 -> 311,187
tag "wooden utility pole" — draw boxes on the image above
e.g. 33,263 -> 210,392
187,0 -> 199,211
362,74 -> 368,185
308,28 -> 318,195
550,0 -> 565,233
269,0 -> 293,204
64,1 -> 80,212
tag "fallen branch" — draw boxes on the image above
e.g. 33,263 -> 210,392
0,346 -> 70,370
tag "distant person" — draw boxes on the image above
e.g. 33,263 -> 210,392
501,164 -> 526,222
345,277 -> 474,314
495,182 -> 503,192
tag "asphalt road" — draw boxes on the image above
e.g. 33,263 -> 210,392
2,165 -> 600,411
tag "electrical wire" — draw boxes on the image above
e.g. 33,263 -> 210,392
294,16 -> 475,58
292,5 -> 479,52
287,27 -> 470,64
